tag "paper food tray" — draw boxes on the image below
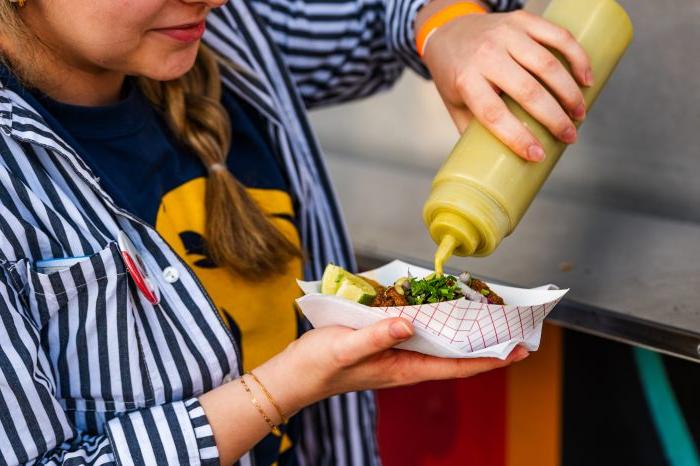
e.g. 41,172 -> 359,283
296,260 -> 568,359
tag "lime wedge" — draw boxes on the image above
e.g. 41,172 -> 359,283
335,275 -> 376,305
321,264 -> 346,294
320,263 -> 377,305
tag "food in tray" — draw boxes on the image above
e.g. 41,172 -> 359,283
319,264 -> 505,306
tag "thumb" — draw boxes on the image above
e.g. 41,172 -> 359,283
333,318 -> 414,368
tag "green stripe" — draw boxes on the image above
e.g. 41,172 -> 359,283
634,348 -> 700,466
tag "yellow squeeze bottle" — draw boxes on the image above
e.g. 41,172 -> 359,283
424,0 -> 633,274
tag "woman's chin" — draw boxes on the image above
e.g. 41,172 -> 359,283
137,46 -> 200,82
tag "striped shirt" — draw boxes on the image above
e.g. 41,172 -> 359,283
0,1 -> 521,465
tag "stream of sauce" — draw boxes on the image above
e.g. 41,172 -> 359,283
434,234 -> 458,276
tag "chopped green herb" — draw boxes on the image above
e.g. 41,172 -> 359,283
480,289 -> 490,296
405,274 -> 462,306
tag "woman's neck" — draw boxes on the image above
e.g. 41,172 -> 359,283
42,68 -> 126,107
27,56 -> 126,106
2,36 -> 126,107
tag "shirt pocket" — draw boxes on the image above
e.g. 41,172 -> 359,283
23,241 -> 154,413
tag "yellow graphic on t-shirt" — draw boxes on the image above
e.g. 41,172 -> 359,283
155,177 -> 302,372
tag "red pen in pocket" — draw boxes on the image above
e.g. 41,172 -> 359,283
118,231 -> 160,305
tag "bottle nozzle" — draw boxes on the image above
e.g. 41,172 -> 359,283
434,234 -> 458,276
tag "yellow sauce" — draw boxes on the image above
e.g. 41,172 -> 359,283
434,234 -> 458,276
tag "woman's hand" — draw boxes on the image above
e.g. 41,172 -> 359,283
419,7 -> 593,162
257,318 -> 529,413
201,318 -> 527,464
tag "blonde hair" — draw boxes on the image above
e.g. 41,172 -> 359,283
1,4 -> 301,278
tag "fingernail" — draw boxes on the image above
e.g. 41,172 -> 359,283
527,144 -> 545,162
573,103 -> 586,120
585,69 -> 594,86
562,126 -> 577,143
389,321 -> 413,340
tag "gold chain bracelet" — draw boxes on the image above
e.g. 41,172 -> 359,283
247,371 -> 288,425
240,375 -> 282,437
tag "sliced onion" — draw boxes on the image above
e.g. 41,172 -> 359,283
457,281 -> 488,304
458,272 -> 471,285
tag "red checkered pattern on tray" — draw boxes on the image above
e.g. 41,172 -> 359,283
378,298 -> 563,352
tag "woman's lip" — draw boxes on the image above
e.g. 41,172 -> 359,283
153,20 -> 206,43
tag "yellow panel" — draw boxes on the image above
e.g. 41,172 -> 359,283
506,324 -> 562,466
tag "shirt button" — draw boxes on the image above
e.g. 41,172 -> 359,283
162,266 -> 179,283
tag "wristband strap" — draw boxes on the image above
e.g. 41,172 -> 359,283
416,2 -> 488,57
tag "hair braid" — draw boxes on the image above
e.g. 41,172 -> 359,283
139,45 -> 301,278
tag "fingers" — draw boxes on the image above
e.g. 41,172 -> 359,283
332,318 -> 414,368
458,73 -> 544,161
483,56 -> 578,145
402,346 -> 530,384
514,10 -> 593,87
507,345 -> 531,363
508,37 -> 586,121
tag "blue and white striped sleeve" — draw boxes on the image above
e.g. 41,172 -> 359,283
106,398 -> 219,466
248,0 -> 523,108
0,267 -> 219,466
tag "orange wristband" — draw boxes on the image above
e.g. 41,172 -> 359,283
416,2 -> 488,57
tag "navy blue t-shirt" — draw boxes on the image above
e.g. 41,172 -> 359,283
1,65 -> 302,466
28,78 -> 289,225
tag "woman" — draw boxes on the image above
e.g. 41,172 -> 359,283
0,0 -> 591,465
